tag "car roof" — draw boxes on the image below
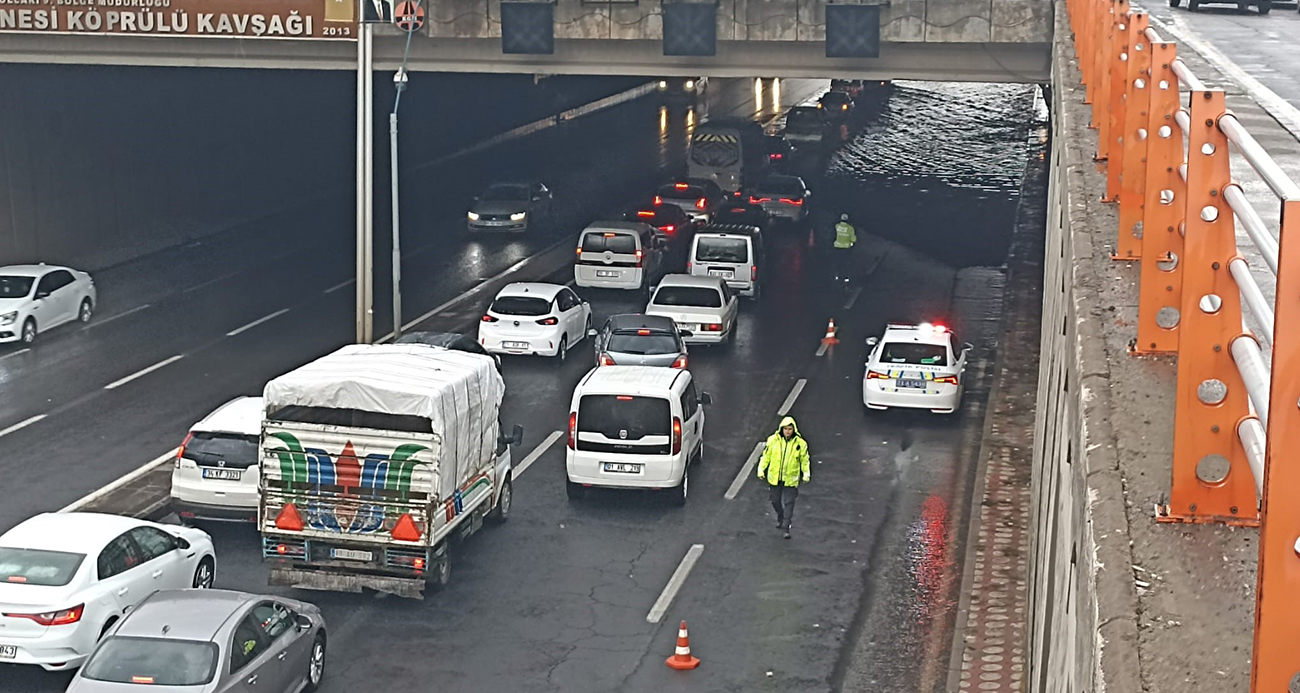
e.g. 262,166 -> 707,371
0,513 -> 148,553
0,264 -> 68,277
757,174 -> 803,187
881,323 -> 954,347
655,274 -> 726,289
583,221 -> 652,235
821,90 -> 851,100
579,365 -> 688,395
117,590 -> 256,642
789,105 -> 820,112
496,282 -> 565,300
192,396 -> 263,436
696,226 -> 759,238
606,314 -> 677,331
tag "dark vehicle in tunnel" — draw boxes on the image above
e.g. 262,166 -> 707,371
654,179 -> 727,224
657,76 -> 708,102
748,174 -> 812,226
687,117 -> 767,195
467,182 -> 552,233
818,90 -> 855,122
781,106 -> 828,150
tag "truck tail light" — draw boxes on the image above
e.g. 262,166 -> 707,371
274,503 -> 304,531
567,412 -> 577,449
672,417 -> 682,455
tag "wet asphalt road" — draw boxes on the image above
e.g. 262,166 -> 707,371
0,74 -> 1038,692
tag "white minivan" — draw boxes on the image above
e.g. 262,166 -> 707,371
170,396 -> 263,522
565,366 -> 711,505
687,224 -> 765,298
573,221 -> 665,293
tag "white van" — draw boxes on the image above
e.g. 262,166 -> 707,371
573,221 -> 664,292
170,396 -> 263,522
565,366 -> 711,505
687,224 -> 765,298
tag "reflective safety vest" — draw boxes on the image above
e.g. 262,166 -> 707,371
834,221 -> 857,249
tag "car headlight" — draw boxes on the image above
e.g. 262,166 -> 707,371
658,80 -> 668,89
467,211 -> 480,221
510,212 -> 527,221
0,311 -> 15,326
685,80 -> 695,90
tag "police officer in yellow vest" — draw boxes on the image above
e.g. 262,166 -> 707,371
833,213 -> 857,283
757,416 -> 810,539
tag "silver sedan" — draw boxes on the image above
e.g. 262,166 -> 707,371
68,589 -> 326,693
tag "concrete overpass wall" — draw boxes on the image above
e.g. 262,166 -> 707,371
1025,6 -> 1142,692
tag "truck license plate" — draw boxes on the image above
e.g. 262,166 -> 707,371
201,468 -> 242,481
330,548 -> 374,562
898,378 -> 926,389
596,270 -> 619,277
0,645 -> 16,659
603,463 -> 642,473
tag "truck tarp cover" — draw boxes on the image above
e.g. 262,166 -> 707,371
262,344 -> 504,499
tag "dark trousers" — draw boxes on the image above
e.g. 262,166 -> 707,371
769,482 -> 799,529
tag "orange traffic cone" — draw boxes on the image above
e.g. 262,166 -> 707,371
665,620 -> 701,670
821,318 -> 839,345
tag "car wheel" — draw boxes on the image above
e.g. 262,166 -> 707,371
1258,0 -> 1271,12
557,336 -> 568,362
78,298 -> 94,324
1168,0 -> 1180,6
304,635 -> 327,692
671,467 -> 689,507
565,478 -> 586,501
584,315 -> 592,340
192,556 -> 215,589
487,476 -> 512,523
1188,0 -> 1200,9
20,318 -> 36,345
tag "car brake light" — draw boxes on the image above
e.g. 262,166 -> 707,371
675,182 -> 689,190
536,317 -> 559,325
703,324 -> 723,332
567,412 -> 577,449
274,503 -> 304,531
780,197 -> 803,206
733,190 -> 742,197
686,262 -> 692,272
391,513 -> 422,542
842,104 -> 849,111
482,314 -> 499,323
671,356 -> 688,369
603,232 -> 617,237
617,395 -> 634,400
599,354 -> 615,366
770,153 -> 783,160
751,265 -> 758,281
653,195 -> 663,205
637,329 -> 652,335
866,370 -> 890,380
575,247 -> 583,256
934,375 -> 960,385
750,196 -> 771,204
672,417 -> 682,455
635,249 -> 644,268
131,676 -> 155,684
3,604 -> 85,626
637,210 -> 655,218
661,225 -> 675,234
695,197 -> 707,210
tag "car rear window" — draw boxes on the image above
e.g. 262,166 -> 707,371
0,276 -> 35,299
880,342 -> 949,366
490,296 -> 551,316
756,178 -> 803,196
578,395 -> 671,439
183,432 -> 258,469
81,637 -> 218,687
581,232 -> 638,255
785,110 -> 821,130
652,286 -> 723,308
0,548 -> 86,586
608,331 -> 681,355
657,184 -> 706,200
695,237 -> 749,263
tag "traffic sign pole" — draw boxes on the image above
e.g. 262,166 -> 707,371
355,16 -> 374,344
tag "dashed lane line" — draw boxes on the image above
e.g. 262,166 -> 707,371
0,348 -> 30,362
815,341 -> 831,357
0,414 -> 47,440
60,448 -> 179,512
646,544 -> 705,624
724,441 -> 767,500
104,355 -> 185,390
183,271 -> 241,295
325,278 -> 355,294
513,431 -> 564,478
226,308 -> 292,337
777,378 -> 807,417
844,286 -> 863,310
89,304 -> 152,328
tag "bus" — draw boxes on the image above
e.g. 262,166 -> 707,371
687,117 -> 767,196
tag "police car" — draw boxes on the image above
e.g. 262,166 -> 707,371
862,323 -> 971,414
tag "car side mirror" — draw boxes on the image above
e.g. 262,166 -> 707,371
35,290 -> 50,300
587,328 -> 598,338
865,336 -> 879,347
963,342 -> 974,352
175,537 -> 191,551
699,392 -> 713,406
510,424 -> 524,446
296,614 -> 313,633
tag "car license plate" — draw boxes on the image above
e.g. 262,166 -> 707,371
708,269 -> 734,278
603,462 -> 642,473
201,468 -> 242,481
330,548 -> 373,562
0,645 -> 16,659
596,270 -> 620,278
898,378 -> 926,389
502,341 -> 529,349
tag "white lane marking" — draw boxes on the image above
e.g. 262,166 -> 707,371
89,303 -> 151,328
646,544 -> 705,624
844,286 -> 863,310
60,448 -> 179,512
183,271 -> 239,294
0,414 -> 47,439
815,341 -> 830,357
1151,15 -> 1300,140
104,355 -> 184,390
724,441 -> 767,500
777,379 -> 807,417
513,431 -> 564,478
325,278 -> 355,294
226,308 -> 291,337
0,348 -> 30,362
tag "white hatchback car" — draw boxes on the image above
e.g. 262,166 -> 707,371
645,274 -> 739,345
478,283 -> 592,360
0,264 -> 97,345
863,323 -> 971,414
0,512 -> 216,671
171,396 -> 264,523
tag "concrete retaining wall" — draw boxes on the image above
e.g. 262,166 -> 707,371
1025,4 -> 1142,691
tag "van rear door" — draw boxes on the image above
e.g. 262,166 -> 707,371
576,230 -> 643,282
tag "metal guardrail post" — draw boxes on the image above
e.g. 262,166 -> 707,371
1079,0 -> 1097,106
1113,12 -> 1149,260
1251,199 -> 1300,692
1096,0 -> 1127,158
1089,0 -> 1113,130
1103,6 -> 1133,203
1134,41 -> 1184,354
1162,89 -> 1259,525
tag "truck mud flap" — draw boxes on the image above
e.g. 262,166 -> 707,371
269,567 -> 427,600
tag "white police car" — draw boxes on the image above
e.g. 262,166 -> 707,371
863,322 -> 971,414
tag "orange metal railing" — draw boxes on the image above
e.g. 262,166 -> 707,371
1063,0 -> 1300,689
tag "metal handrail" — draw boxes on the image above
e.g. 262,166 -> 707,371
1219,115 -> 1300,201
1225,185 -> 1281,274
1238,417 -> 1267,497
1231,335 -> 1272,428
1230,258 -> 1275,345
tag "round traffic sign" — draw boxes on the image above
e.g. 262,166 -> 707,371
395,0 -> 424,32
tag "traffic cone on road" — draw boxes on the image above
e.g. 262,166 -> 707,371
665,620 -> 701,670
821,318 -> 839,345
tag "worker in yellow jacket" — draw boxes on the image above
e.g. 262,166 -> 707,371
757,416 -> 810,539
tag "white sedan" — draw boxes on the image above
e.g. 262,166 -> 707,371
863,322 -> 971,414
0,264 -> 97,345
0,512 -> 216,671
478,282 -> 592,361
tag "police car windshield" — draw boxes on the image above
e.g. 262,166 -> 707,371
880,342 -> 948,366
695,237 -> 749,263
0,276 -> 34,299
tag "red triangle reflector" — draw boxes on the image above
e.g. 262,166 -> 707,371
392,513 -> 422,542
275,503 -> 304,531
